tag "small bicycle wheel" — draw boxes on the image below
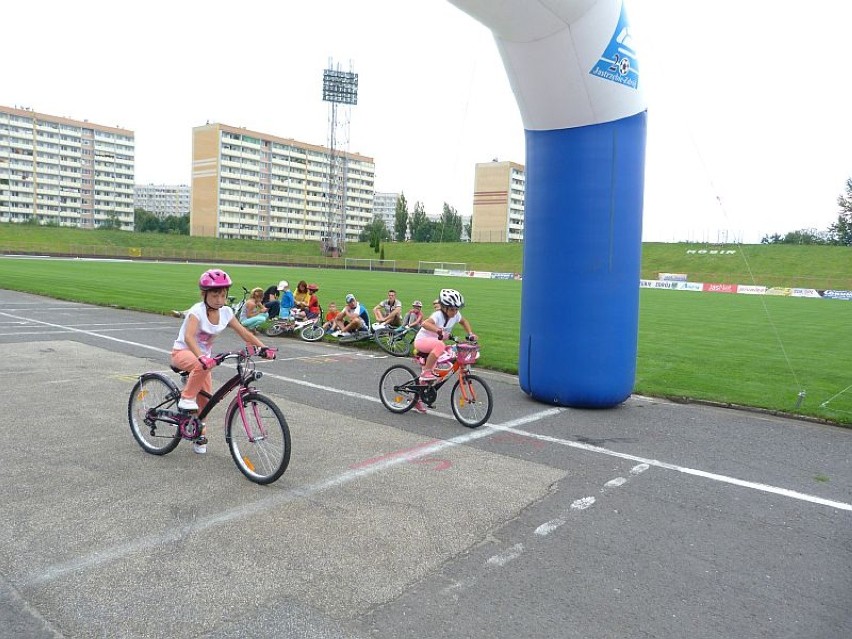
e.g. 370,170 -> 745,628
379,364 -> 419,413
128,373 -> 182,454
265,322 -> 285,337
226,393 -> 291,484
450,373 -> 493,428
300,323 -> 325,342
375,330 -> 412,357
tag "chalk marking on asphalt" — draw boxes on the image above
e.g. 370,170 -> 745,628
534,519 -> 566,537
604,477 -> 627,488
21,409 -> 561,587
486,543 -> 524,567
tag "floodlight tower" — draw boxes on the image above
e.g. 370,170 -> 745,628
321,59 -> 358,256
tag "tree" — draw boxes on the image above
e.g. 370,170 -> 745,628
394,193 -> 409,242
434,202 -> 463,242
408,202 -> 430,242
827,177 -> 852,246
359,216 -> 390,247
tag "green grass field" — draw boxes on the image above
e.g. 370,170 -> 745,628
2,256 -> 850,425
2,222 -> 851,289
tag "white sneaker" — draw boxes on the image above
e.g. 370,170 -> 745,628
331,330 -> 342,337
193,435 -> 208,454
178,397 -> 198,411
372,322 -> 385,330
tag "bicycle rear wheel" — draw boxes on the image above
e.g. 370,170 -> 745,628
265,322 -> 285,337
375,329 -> 412,357
226,392 -> 291,484
379,364 -> 419,413
128,373 -> 182,454
300,323 -> 325,342
450,373 -> 493,428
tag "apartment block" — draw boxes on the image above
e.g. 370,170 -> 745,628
471,160 -> 525,243
373,191 -> 399,237
134,183 -> 190,218
0,105 -> 135,229
191,123 -> 375,242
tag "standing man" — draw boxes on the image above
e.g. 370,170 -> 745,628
372,289 -> 402,330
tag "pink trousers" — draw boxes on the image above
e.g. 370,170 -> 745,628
171,349 -> 213,411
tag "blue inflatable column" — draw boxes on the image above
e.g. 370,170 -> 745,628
447,0 -> 647,408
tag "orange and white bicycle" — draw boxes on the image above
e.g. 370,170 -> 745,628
378,338 -> 493,428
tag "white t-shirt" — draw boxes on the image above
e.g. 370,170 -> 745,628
173,301 -> 235,356
416,309 -> 462,341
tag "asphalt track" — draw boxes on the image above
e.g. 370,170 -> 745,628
0,289 -> 849,638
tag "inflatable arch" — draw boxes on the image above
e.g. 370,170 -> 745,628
448,0 -> 647,408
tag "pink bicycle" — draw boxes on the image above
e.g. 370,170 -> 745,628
378,339 -> 494,428
127,347 -> 290,484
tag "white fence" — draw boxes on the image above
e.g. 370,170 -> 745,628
418,261 -> 467,274
344,258 -> 397,272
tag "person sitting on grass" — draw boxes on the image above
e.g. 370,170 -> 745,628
239,287 -> 269,331
322,302 -> 338,333
332,293 -> 370,337
372,289 -> 402,330
305,283 -> 321,320
397,300 -> 424,332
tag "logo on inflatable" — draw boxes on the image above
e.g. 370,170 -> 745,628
589,3 -> 639,89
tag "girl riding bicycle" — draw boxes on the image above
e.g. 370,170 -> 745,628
414,288 -> 477,383
172,269 -> 275,453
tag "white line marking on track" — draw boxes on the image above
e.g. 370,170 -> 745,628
570,496 -> 596,510
486,543 -> 524,567
494,426 -> 852,512
534,519 -> 566,537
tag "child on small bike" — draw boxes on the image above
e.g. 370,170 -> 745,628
172,269 -> 275,453
414,288 -> 476,384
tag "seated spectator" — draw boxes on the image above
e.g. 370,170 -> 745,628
305,283 -> 321,319
322,302 -> 338,333
262,285 -> 281,319
333,293 -> 369,336
372,289 -> 403,329
398,300 -> 424,331
239,287 -> 269,330
292,280 -> 311,318
278,280 -> 295,318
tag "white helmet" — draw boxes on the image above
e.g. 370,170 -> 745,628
439,288 -> 464,308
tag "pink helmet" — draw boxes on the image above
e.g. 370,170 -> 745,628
199,269 -> 232,291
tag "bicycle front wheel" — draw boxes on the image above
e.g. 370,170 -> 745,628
300,323 -> 325,342
226,393 -> 291,484
375,329 -> 412,357
128,373 -> 182,454
379,364 -> 419,413
450,373 -> 493,428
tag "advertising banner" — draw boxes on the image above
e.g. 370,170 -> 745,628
791,288 -> 821,298
821,289 -> 852,301
658,273 -> 688,281
736,285 -> 767,295
703,283 -> 736,293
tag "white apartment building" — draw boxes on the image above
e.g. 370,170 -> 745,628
373,191 -> 399,237
191,123 -> 375,242
134,183 -> 190,218
471,160 -> 525,242
0,105 -> 134,229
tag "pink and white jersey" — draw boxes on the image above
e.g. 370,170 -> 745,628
173,301 -> 234,356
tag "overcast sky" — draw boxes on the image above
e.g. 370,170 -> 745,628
4,0 -> 851,244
